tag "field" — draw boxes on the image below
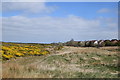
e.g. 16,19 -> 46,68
1,42 -> 120,78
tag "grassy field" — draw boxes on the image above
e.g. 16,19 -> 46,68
2,43 -> 119,78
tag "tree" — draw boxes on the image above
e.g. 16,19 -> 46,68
66,39 -> 73,46
105,40 -> 112,46
78,41 -> 85,47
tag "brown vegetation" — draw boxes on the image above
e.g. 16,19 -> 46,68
2,46 -> 119,78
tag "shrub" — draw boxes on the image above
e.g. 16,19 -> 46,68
2,54 -> 13,60
105,40 -> 112,46
1,42 -> 51,60
54,45 -> 63,50
41,51 -> 49,55
116,41 -> 120,46
15,53 -> 24,57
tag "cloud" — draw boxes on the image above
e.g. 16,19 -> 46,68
2,0 -> 120,2
97,8 -> 110,13
2,2 -> 56,14
2,15 -> 118,43
0,17 -> 2,41
2,0 -> 45,2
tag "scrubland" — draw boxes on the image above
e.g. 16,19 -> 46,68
1,42 -> 119,78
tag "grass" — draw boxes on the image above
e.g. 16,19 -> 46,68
2,46 -> 119,78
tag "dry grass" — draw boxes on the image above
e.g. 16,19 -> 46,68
2,62 -> 50,78
2,46 -> 119,78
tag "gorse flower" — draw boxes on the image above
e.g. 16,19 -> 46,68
15,53 -> 24,57
1,42 -> 50,60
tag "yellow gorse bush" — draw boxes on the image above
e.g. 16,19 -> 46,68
2,54 -> 14,60
15,53 -> 24,57
41,51 -> 49,55
1,42 -> 50,60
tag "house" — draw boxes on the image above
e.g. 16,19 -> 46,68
111,39 -> 118,43
111,39 -> 118,46
88,40 -> 98,47
93,40 -> 98,45
98,40 -> 105,47
85,41 -> 90,47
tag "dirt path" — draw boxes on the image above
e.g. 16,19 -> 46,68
30,46 -> 93,65
29,46 -> 71,65
30,46 -> 116,65
53,46 -> 87,55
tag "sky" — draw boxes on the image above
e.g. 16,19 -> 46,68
2,2 -> 118,43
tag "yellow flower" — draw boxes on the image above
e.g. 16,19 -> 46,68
15,53 -> 24,57
2,54 -> 13,60
0,50 -> 4,54
41,51 -> 49,55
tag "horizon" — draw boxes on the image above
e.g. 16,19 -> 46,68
2,2 -> 118,43
1,38 -> 119,44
